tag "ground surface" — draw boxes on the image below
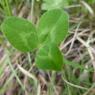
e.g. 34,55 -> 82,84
0,0 -> 95,95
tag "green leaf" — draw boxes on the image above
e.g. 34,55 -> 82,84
35,43 -> 63,71
1,16 -> 38,52
86,0 -> 95,4
37,9 -> 69,46
42,0 -> 69,10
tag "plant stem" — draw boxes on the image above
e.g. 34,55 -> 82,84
62,75 -> 88,90
1,0 -> 12,16
31,0 -> 42,24
5,49 -> 25,91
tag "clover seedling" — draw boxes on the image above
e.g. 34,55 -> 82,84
1,9 -> 69,71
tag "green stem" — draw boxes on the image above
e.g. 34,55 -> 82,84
2,0 -> 12,16
14,0 -> 19,6
62,75 -> 88,90
5,49 -> 25,91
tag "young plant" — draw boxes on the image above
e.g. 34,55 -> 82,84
1,9 -> 69,71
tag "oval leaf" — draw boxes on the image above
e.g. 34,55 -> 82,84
37,9 -> 69,45
1,17 -> 38,52
35,43 -> 63,71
